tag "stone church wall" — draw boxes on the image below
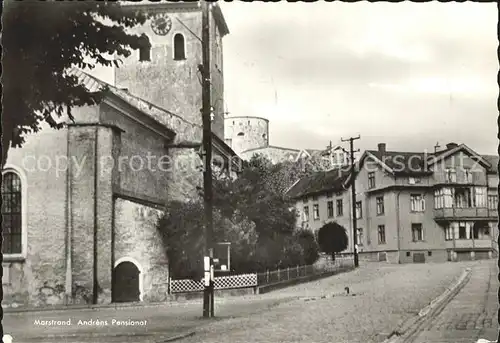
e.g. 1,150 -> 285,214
113,198 -> 168,302
100,102 -> 170,204
2,122 -> 70,308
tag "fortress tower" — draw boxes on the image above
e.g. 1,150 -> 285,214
115,2 -> 228,139
224,116 -> 269,155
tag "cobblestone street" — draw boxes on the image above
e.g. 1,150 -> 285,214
411,260 -> 498,343
5,261 -> 473,343
5,295 -> 298,343
179,261 -> 474,343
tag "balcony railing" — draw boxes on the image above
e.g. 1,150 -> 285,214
434,207 -> 497,219
445,239 -> 492,249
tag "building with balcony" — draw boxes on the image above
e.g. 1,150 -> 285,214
286,142 -> 498,263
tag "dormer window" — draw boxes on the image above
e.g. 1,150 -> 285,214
173,33 -> 186,60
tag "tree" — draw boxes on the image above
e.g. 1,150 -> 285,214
213,155 -> 297,239
317,222 -> 349,261
2,0 -> 151,167
159,155 -> 321,277
214,212 -> 259,273
157,202 -> 259,279
259,153 -> 328,196
213,155 -> 299,270
157,201 -> 205,280
294,229 -> 320,265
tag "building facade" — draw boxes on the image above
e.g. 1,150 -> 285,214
1,3 -> 240,308
287,142 -> 499,263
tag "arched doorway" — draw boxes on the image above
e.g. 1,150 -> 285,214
112,259 -> 141,303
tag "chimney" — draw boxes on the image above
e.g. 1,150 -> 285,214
446,142 -> 458,150
378,143 -> 386,155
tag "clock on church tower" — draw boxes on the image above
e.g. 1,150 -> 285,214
150,13 -> 172,36
115,2 -> 229,139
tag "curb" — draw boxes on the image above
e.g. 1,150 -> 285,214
5,266 -> 356,314
3,300 -> 203,314
158,331 -> 196,343
383,267 -> 472,343
257,266 -> 355,294
13,330 -> 196,342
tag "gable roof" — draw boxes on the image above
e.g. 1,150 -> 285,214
482,155 -> 499,174
363,150 -> 430,175
288,143 -> 498,199
286,167 -> 351,199
427,143 -> 491,169
361,144 -> 493,176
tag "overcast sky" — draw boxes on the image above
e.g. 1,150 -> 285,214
91,2 -> 498,155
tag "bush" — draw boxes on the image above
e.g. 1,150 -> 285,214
295,229 -> 320,265
157,201 -> 205,280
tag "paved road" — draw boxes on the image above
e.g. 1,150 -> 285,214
411,260 -> 498,343
4,261 -> 475,343
179,261 -> 473,343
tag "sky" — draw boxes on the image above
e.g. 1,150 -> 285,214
91,1 -> 498,155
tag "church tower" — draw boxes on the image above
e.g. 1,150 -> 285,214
116,2 -> 229,139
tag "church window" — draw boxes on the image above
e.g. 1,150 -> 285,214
174,33 -> 186,60
138,35 -> 151,62
139,46 -> 151,62
2,171 -> 23,255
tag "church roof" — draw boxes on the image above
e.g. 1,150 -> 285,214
69,68 -> 241,162
69,68 -> 188,135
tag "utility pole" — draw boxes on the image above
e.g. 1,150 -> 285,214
341,135 -> 360,268
201,0 -> 215,318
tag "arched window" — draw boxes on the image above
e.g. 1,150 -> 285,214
173,33 -> 186,60
2,172 -> 22,254
237,132 -> 245,137
138,35 -> 151,62
139,46 -> 151,62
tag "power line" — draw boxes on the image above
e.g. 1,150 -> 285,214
201,0 -> 215,318
341,135 -> 361,268
176,17 -> 202,43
